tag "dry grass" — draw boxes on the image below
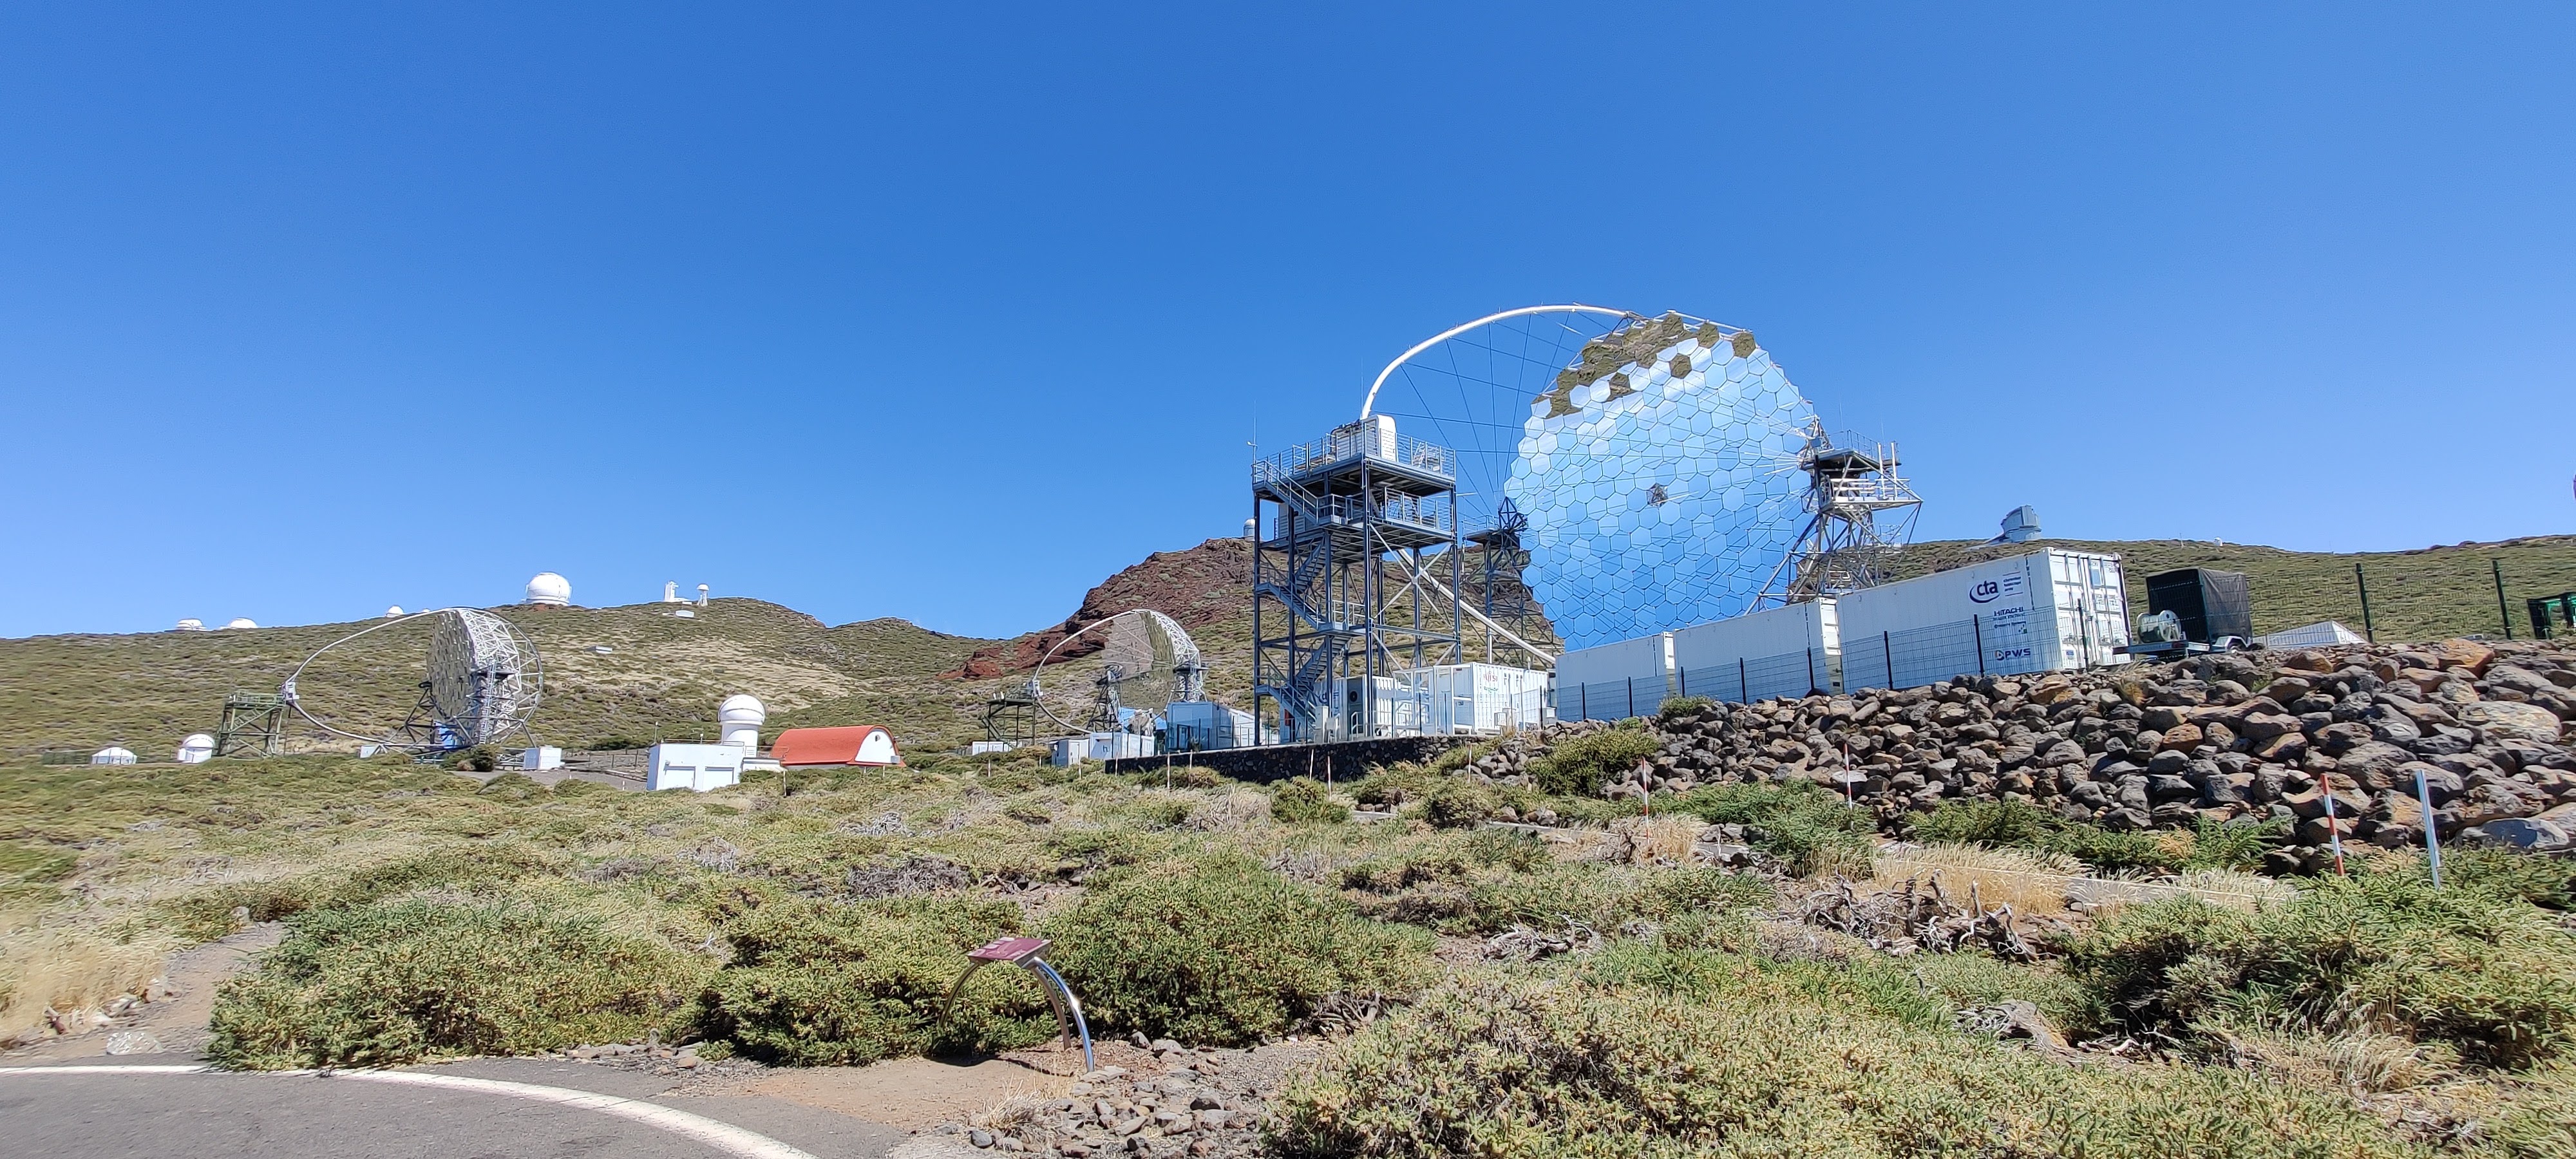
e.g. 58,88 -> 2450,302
0,919 -> 174,1041
1607,816 -> 1702,866
1873,842 -> 2079,914
1873,843 -> 2299,916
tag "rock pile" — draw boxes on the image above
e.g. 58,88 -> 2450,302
937,1047 -> 1269,1157
1505,639 -> 2576,871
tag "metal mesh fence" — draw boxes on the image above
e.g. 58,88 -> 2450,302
1676,647 -> 1824,704
1842,615 -> 2049,693
1558,677 -> 1662,722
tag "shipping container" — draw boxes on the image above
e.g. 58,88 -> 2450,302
1835,549 -> 2130,690
1395,663 -> 1549,734
1669,599 -> 1841,703
1553,632 -> 1673,721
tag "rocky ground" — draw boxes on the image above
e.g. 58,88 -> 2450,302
1449,637 -> 2576,868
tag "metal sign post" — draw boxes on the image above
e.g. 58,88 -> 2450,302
2415,768 -> 2445,889
946,936 -> 1095,1072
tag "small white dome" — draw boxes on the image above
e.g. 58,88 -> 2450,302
223,617 -> 258,630
717,694 -> 766,726
525,572 -> 572,606
91,746 -> 138,766
384,605 -> 405,617
174,618 -> 205,631
176,733 -> 216,763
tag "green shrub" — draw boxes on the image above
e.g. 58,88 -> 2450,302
1461,827 -> 1549,873
446,745 -> 502,773
1656,695 -> 1712,722
207,898 -> 708,1069
1419,778 -> 1502,829
1273,963 -> 2421,1158
1269,778 -> 1351,825
2441,847 -> 2576,910
1530,728 -> 1658,797
1672,782 -> 1874,877
2062,871 -> 2576,1068
697,896 -> 1050,1066
167,845 -> 564,939
1350,763 -> 1439,808
1041,856 -> 1433,1046
1909,798 -> 2213,876
1428,742 -> 1490,775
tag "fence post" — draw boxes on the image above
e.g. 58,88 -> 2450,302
1626,677 -> 1635,720
1805,649 -> 1815,695
1884,631 -> 1895,690
2416,766 -> 2444,888
1679,667 -> 1687,698
1738,657 -> 1747,702
2494,560 -> 2513,640
1580,684 -> 1587,722
2356,563 -> 2375,643
1973,616 -> 1985,676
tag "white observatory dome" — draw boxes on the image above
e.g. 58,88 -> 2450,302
176,733 -> 215,764
718,694 -> 765,753
525,572 -> 572,607
223,617 -> 258,630
174,618 -> 205,632
384,605 -> 405,617
91,746 -> 138,766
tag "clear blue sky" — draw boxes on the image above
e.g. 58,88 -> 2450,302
4,4 -> 2570,641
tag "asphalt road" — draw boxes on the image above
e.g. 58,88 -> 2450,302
0,1059 -> 952,1159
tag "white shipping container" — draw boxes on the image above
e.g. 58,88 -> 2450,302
1399,663 -> 1549,735
1669,598 -> 1841,698
646,742 -> 746,791
1834,549 -> 2130,683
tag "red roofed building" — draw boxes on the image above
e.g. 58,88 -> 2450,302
769,726 -> 904,768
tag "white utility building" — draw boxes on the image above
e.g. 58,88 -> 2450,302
525,573 -> 573,607
175,734 -> 215,764
645,742 -> 745,791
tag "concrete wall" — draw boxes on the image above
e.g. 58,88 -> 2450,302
1104,735 -> 1471,784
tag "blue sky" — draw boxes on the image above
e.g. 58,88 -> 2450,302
3,4 -> 2570,641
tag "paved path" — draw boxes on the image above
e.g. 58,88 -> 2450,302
0,1059 -> 950,1159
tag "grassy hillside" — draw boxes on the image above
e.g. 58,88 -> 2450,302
10,534 -> 2570,761
1894,534 -> 2576,642
0,600 -> 997,760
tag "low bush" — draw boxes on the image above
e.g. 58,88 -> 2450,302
207,898 -> 708,1068
1042,856 -> 1433,1046
167,844 -> 564,939
1529,728 -> 1658,797
1912,799 -> 2286,876
2441,847 -> 2576,910
697,896 -> 1050,1066
1273,961 -> 2420,1158
1672,782 -> 1874,877
1350,763 -> 1439,808
1656,695 -> 1712,722
2061,869 -> 2576,1068
1269,778 -> 1350,825
1419,778 -> 1502,829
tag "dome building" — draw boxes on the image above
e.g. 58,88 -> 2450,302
176,734 -> 215,764
717,694 -> 765,752
524,572 -> 572,608
223,618 -> 258,630
91,746 -> 138,766
174,618 -> 205,631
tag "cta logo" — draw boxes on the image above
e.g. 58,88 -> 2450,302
1970,580 -> 2002,603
